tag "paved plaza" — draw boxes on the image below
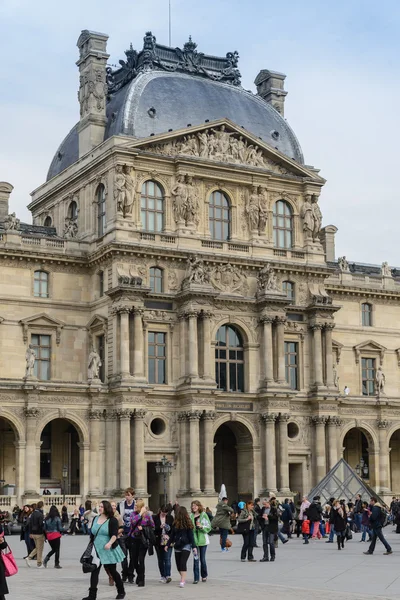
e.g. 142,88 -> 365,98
6,529 -> 400,600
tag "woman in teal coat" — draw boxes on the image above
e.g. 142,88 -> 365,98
82,500 -> 125,600
190,501 -> 212,583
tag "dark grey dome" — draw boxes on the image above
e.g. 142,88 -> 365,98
47,71 -> 303,181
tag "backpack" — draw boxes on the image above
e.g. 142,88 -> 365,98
380,508 -> 388,527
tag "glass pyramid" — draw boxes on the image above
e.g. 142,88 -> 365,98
307,458 -> 384,506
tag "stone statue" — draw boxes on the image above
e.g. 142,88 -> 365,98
171,175 -> 188,224
187,256 -> 209,285
300,195 -> 314,239
333,363 -> 339,388
185,176 -> 200,226
247,186 -> 260,231
25,344 -> 36,378
338,256 -> 350,272
311,195 -> 323,241
375,366 -> 385,394
258,187 -> 268,234
78,68 -> 107,118
88,347 -> 102,380
64,217 -> 78,238
3,212 -> 20,231
381,262 -> 392,277
114,165 -> 135,217
246,186 -> 268,235
257,263 -> 278,293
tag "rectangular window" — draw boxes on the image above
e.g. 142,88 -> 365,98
285,341 -> 299,390
362,357 -> 375,396
31,334 -> 51,381
34,271 -> 49,298
148,332 -> 166,384
99,271 -> 104,297
97,334 -> 105,382
362,304 -> 372,326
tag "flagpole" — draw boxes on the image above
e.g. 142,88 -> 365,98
169,0 -> 172,46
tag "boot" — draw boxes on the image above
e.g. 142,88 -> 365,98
337,539 -> 341,550
82,588 -> 97,600
43,555 -> 50,568
341,539 -> 344,549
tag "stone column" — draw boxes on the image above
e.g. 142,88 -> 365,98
132,308 -> 145,380
187,311 -> 199,380
89,409 -> 102,495
179,315 -> 187,381
202,411 -> 216,493
104,410 -> 117,494
311,324 -> 324,386
275,316 -> 287,384
327,417 -> 338,469
188,411 -> 202,493
261,413 -> 277,493
261,316 -> 274,385
15,441 -> 26,501
118,409 -> 132,491
377,419 -> 390,492
132,409 -> 146,495
119,308 -> 130,377
78,441 -> 90,499
278,414 -> 290,492
313,416 -> 327,482
178,412 -> 188,494
201,311 -> 214,382
324,323 -> 335,387
24,408 -> 39,495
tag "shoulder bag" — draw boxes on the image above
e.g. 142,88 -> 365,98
236,521 -> 250,534
1,543 -> 18,577
80,518 -> 108,573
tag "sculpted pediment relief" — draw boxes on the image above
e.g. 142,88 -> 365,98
19,313 -> 65,345
131,119 -> 322,181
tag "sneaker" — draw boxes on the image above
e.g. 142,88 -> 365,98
193,581 -> 199,584
241,559 -> 246,562
383,551 -> 393,555
201,578 -> 207,582
282,539 -> 289,544
43,558 -> 49,568
221,548 -> 227,552
55,565 -> 62,569
160,577 -> 167,583
325,541 -> 333,543
363,551 -> 373,555
25,558 -> 32,568
179,582 -> 185,588
37,564 -> 44,569
166,577 -> 172,583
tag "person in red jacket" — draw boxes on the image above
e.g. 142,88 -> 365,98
302,519 -> 310,545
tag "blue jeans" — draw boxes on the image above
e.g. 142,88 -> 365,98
156,545 -> 172,578
81,521 -> 90,535
193,545 -> 208,581
368,527 -> 391,553
354,513 -> 362,532
219,528 -> 229,550
329,524 -> 335,542
278,530 -> 286,543
361,524 -> 371,541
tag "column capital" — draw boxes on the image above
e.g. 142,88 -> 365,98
278,413 -> 290,423
133,307 -> 144,317
323,322 -> 335,331
24,407 -> 40,419
335,417 -> 344,427
112,304 -> 131,315
312,415 -> 327,425
261,412 -> 277,423
328,416 -> 339,426
117,408 -> 132,421
199,309 -> 215,320
202,410 -> 216,421
309,323 -> 324,331
259,315 -> 275,324
89,409 -> 104,420
377,419 -> 390,429
133,408 -> 147,420
185,309 -> 199,319
275,315 -> 287,325
188,410 -> 202,421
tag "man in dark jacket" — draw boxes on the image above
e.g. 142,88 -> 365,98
259,499 -> 278,562
364,497 -> 392,555
26,500 -> 45,567
307,496 -> 323,539
354,494 -> 362,532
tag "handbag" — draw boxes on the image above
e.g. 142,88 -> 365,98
47,531 -> 62,541
1,543 -> 18,577
80,519 -> 108,573
345,525 -> 353,541
236,521 -> 250,534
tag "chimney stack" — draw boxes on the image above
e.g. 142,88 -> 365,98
76,30 -> 110,158
254,70 -> 287,116
0,182 -> 14,221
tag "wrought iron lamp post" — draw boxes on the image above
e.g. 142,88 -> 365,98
62,465 -> 68,505
155,455 -> 174,506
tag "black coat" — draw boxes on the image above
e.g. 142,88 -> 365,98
0,526 -> 9,596
153,514 -> 174,545
331,508 -> 347,532
306,502 -> 322,523
29,509 -> 44,534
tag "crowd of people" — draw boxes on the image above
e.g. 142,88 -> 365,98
0,489 -> 397,600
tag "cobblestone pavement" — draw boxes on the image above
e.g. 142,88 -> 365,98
6,529 -> 400,600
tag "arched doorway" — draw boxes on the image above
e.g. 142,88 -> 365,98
40,419 -> 80,495
343,427 -> 376,487
214,421 -> 254,502
0,417 -> 17,496
389,429 -> 400,494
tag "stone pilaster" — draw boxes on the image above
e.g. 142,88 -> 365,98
119,308 -> 130,378
15,441 -> 26,500
188,411 -> 202,493
260,316 -> 274,386
104,410 -> 118,494
202,411 -> 216,493
377,419 -> 390,493
118,409 -> 132,491
187,310 -> 199,380
89,409 -> 103,495
24,408 -> 39,496
132,308 -> 146,382
278,414 -> 290,493
261,413 -> 277,493
313,416 -> 327,482
327,416 -> 338,469
178,411 -> 189,494
275,316 -> 287,384
324,323 -> 335,388
310,324 -> 324,387
200,311 -> 214,383
132,409 -> 146,495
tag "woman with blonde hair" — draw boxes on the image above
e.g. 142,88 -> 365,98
190,500 -> 211,583
237,500 -> 257,562
128,499 -> 155,587
166,506 -> 197,588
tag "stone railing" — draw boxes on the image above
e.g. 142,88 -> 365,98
42,495 -> 82,508
0,495 -> 16,507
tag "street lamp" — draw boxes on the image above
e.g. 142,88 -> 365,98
62,465 -> 68,505
155,456 -> 174,506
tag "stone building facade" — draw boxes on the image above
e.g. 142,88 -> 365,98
0,30 -> 399,510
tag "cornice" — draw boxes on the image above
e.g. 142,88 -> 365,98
327,284 -> 400,300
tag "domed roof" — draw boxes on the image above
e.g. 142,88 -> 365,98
47,35 -> 303,181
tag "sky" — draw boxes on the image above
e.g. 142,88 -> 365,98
1,0 -> 399,265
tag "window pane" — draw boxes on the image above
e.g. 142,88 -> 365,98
219,362 -> 227,390
156,213 -> 163,232
148,212 -> 155,231
158,360 -> 166,384
148,359 -> 155,383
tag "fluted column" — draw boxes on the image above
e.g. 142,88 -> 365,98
178,412 -> 189,494
187,311 -> 199,380
377,419 -> 390,492
188,411 -> 202,493
132,308 -> 145,380
324,323 -> 335,387
15,441 -> 26,500
201,311 -> 214,382
311,324 -> 324,386
313,416 -> 327,482
118,409 -> 132,491
78,441 -> 90,499
276,316 -> 287,384
327,417 -> 338,469
261,316 -> 274,385
261,413 -> 277,493
179,315 -> 187,381
278,414 -> 290,492
104,410 -> 117,494
202,411 -> 216,493
119,308 -> 130,377
132,409 -> 146,495
24,408 -> 39,495
89,409 -> 102,495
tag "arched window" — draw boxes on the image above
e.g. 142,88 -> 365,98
141,180 -> 164,232
215,325 -> 244,392
209,190 -> 230,240
273,200 -> 293,249
362,303 -> 372,326
68,200 -> 78,220
44,216 -> 52,227
149,267 -> 163,293
283,280 -> 295,302
96,184 -> 106,237
34,270 -> 49,298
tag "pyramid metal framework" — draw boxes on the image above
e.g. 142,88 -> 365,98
308,458 -> 385,506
